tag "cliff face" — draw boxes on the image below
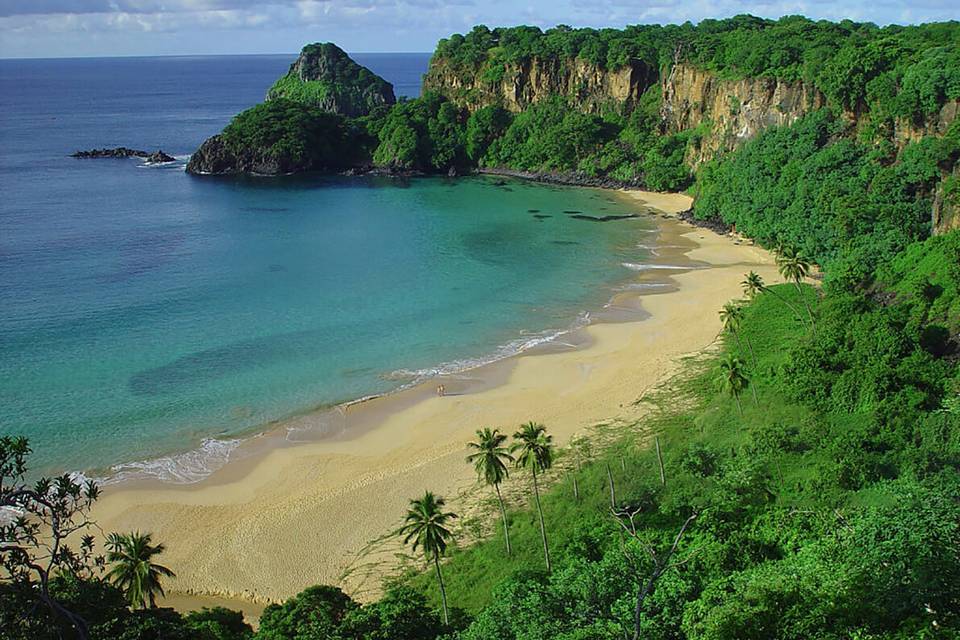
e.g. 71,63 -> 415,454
660,64 -> 826,167
266,43 -> 396,117
422,57 -> 657,114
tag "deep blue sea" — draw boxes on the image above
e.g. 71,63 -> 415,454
0,54 -> 656,479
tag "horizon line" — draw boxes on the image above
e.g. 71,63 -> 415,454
0,51 -> 434,62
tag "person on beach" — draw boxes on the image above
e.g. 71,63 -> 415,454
437,384 -> 445,397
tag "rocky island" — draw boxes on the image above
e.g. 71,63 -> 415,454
72,147 -> 176,163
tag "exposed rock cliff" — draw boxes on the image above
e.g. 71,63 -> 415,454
422,57 -> 657,114
266,43 -> 396,117
933,164 -> 960,235
660,63 -> 826,167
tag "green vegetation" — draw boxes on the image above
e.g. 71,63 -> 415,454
694,110 -> 959,276
220,99 -> 374,171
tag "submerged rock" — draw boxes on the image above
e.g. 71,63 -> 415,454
570,213 -> 639,222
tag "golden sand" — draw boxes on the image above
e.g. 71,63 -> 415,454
91,190 -> 779,611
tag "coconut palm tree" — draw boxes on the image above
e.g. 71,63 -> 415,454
399,491 -> 457,625
105,531 -> 175,609
741,270 -> 803,320
718,303 -> 759,404
741,271 -> 765,300
718,355 -> 749,416
511,421 -> 554,572
775,246 -> 815,324
466,427 -> 514,555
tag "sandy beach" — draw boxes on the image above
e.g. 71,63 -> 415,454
90,189 -> 779,613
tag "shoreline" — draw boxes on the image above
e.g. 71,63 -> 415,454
89,189 -> 779,616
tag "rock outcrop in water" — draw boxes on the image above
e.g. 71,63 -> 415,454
72,147 -> 176,163
266,42 -> 396,117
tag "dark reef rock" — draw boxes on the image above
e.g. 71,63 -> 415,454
72,147 -> 175,163
266,42 -> 396,117
571,213 -> 639,222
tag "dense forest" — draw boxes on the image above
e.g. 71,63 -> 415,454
6,14 -> 960,640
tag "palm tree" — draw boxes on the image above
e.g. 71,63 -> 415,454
741,271 -> 765,300
399,491 -> 457,625
717,355 -> 749,416
741,270 -> 803,320
467,427 -> 514,555
511,421 -> 554,573
105,531 -> 175,609
719,302 -> 758,404
775,246 -> 814,324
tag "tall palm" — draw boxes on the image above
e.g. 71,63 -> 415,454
719,303 -> 758,404
718,355 -> 749,416
775,246 -> 814,324
399,491 -> 457,625
105,531 -> 175,609
511,421 -> 554,573
741,270 -> 803,320
467,427 -> 514,555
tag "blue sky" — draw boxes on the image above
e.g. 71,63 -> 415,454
1,0 -> 957,58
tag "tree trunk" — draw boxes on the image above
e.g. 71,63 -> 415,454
764,287 -> 804,323
732,329 -> 744,358
606,463 -> 617,508
795,281 -> 815,326
744,333 -> 757,368
434,554 -> 449,625
734,392 -> 743,416
655,436 -> 665,486
572,473 -> 580,502
532,469 -> 551,573
495,483 -> 512,555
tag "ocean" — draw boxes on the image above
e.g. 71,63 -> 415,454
0,54 -> 657,479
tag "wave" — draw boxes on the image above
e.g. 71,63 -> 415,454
621,262 -> 697,271
388,311 -> 592,382
616,282 -> 672,290
103,437 -> 242,485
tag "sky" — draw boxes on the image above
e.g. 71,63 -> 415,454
0,0 -> 957,59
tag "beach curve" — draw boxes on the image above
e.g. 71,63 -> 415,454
88,190 -> 780,612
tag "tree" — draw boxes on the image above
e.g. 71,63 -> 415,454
399,491 -> 457,625
776,246 -> 815,324
0,436 -> 103,639
611,506 -> 698,640
511,422 -> 554,573
105,532 -> 175,609
256,585 -> 356,639
719,302 -> 759,404
718,355 -> 749,416
466,427 -> 515,555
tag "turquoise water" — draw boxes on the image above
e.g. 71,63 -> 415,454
0,56 -> 656,479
